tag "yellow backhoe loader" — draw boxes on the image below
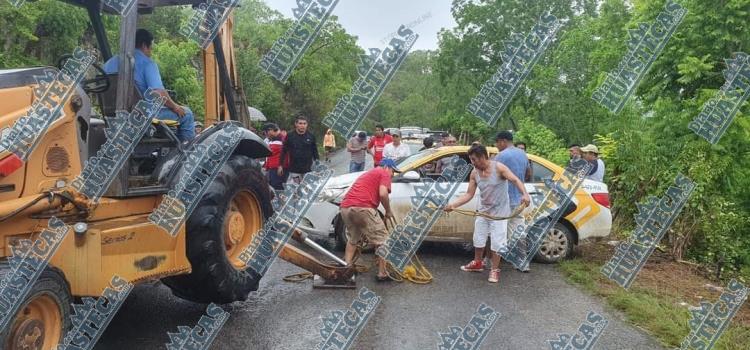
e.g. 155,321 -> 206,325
0,1 -> 352,348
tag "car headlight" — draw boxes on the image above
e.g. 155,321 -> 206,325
318,187 -> 348,203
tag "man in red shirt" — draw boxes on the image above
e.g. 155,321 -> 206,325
367,124 -> 393,167
262,123 -> 284,190
340,158 -> 398,281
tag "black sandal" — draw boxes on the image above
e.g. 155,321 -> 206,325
376,274 -> 393,282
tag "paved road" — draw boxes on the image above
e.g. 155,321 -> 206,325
96,149 -> 662,349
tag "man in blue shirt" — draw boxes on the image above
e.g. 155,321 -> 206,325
495,131 -> 531,272
103,29 -> 195,141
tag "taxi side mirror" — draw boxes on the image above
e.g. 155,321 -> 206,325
401,171 -> 421,182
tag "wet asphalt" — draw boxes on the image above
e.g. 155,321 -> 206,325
95,150 -> 663,350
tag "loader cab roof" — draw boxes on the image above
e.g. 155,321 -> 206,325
58,0 -> 207,14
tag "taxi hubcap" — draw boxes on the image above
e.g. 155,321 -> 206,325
540,228 -> 568,259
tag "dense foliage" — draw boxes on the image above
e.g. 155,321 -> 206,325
433,0 -> 750,278
1,0 -> 748,277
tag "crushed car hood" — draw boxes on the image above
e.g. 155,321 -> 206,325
324,171 -> 364,189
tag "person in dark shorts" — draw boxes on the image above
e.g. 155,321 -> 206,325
340,159 -> 398,281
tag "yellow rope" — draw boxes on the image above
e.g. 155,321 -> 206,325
385,254 -> 433,284
381,217 -> 433,284
428,202 -> 528,221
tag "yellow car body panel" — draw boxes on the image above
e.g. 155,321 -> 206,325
395,146 -> 611,242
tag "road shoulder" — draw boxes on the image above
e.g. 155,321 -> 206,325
559,241 -> 750,350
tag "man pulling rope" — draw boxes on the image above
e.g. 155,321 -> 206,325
340,158 -> 399,282
444,144 -> 531,284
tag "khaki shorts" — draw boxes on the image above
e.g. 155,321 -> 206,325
340,207 -> 388,246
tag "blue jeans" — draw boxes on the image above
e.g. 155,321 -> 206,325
157,106 -> 195,142
267,167 -> 285,190
349,161 -> 364,173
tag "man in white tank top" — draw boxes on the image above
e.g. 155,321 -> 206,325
445,144 -> 530,283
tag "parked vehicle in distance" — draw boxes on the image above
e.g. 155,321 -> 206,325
299,146 -> 612,263
401,137 -> 428,153
399,126 -> 425,137
427,130 -> 448,138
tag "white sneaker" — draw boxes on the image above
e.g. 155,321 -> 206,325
488,269 -> 501,283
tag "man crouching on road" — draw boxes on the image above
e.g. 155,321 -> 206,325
341,158 -> 399,282
444,144 -> 530,283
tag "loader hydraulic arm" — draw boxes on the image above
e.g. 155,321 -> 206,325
279,229 -> 357,288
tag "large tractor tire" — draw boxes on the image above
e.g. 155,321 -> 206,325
162,155 -> 273,304
0,263 -> 72,350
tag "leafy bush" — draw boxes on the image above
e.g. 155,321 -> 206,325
152,40 -> 204,120
513,117 -> 568,165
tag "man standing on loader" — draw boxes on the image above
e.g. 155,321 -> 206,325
340,158 -> 398,282
103,29 -> 196,141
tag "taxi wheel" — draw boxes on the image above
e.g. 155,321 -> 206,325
534,222 -> 575,264
333,212 -> 377,253
333,214 -> 347,251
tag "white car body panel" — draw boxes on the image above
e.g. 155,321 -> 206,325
301,159 -> 612,245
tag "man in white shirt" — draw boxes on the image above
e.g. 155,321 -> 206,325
581,144 -> 605,182
382,132 -> 411,162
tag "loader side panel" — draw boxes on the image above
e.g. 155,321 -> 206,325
48,215 -> 190,296
0,73 -> 85,202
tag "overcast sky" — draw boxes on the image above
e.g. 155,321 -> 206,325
262,0 -> 457,51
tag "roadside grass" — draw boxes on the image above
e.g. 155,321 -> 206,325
559,256 -> 750,350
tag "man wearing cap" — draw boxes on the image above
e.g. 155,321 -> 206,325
382,132 -> 412,161
347,131 -> 368,173
340,158 -> 398,281
581,144 -> 605,182
262,123 -> 285,190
